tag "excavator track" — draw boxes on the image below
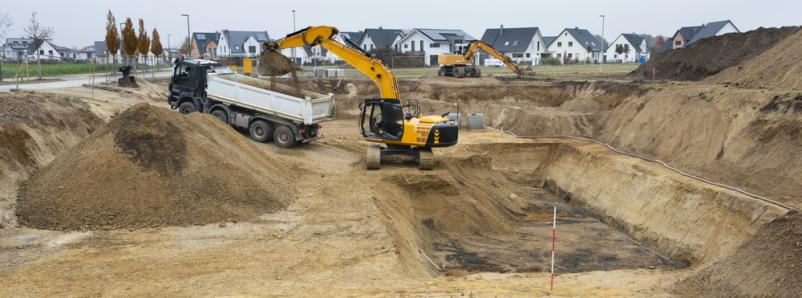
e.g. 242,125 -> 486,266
418,148 -> 434,170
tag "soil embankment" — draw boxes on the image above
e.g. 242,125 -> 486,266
631,27 -> 799,81
710,29 -> 802,90
16,103 -> 296,230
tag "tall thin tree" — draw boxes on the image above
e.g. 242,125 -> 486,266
136,19 -> 150,70
23,12 -> 54,80
121,18 -> 137,67
0,13 -> 13,82
150,28 -> 163,58
104,10 -> 120,65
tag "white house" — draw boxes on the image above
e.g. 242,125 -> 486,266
2,38 -> 62,61
606,33 -> 649,63
546,28 -> 602,64
217,30 -> 270,58
358,28 -> 404,52
480,26 -> 547,65
671,20 -> 739,49
394,28 -> 475,66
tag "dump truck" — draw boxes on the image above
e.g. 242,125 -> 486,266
167,59 -> 335,148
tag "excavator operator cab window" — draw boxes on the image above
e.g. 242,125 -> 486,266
360,101 -> 403,141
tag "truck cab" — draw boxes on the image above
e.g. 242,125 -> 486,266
168,59 -> 218,113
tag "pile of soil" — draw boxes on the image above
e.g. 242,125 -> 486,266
631,27 -> 800,81
16,103 -> 295,231
675,211 -> 802,297
710,29 -> 802,90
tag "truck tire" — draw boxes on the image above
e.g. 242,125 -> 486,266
249,120 -> 273,143
211,109 -> 228,123
366,143 -> 381,170
178,101 -> 196,114
273,125 -> 297,148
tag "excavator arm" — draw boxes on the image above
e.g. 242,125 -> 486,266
462,40 -> 521,75
262,26 -> 400,99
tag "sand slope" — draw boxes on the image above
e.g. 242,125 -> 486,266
710,29 -> 802,90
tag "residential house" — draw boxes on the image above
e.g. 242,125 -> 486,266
606,33 -> 649,63
52,44 -> 77,61
29,40 -> 63,61
216,30 -> 270,58
191,32 -> 220,59
480,25 -> 547,65
315,31 -> 363,63
358,27 -> 404,51
76,45 -> 95,61
3,38 -> 33,60
93,41 -> 114,63
395,28 -> 475,66
546,28 -> 602,64
671,20 -> 739,49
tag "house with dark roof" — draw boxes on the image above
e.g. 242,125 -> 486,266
3,38 -> 33,60
605,33 -> 650,63
671,20 -> 739,49
358,27 -> 403,51
191,32 -> 221,59
546,28 -> 602,64
395,28 -> 475,66
216,30 -> 270,58
480,26 -> 547,65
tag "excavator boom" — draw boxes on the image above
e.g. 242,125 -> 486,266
262,26 -> 400,99
463,40 -> 521,75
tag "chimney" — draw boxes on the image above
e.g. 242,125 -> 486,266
500,24 -> 504,35
379,26 -> 383,30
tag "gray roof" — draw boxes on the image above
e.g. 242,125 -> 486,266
689,20 -> 739,44
414,28 -> 475,42
481,27 -> 540,53
193,32 -> 220,52
621,33 -> 645,51
340,31 -> 363,44
676,26 -> 703,41
657,37 -> 674,53
222,30 -> 270,54
4,38 -> 33,51
564,28 -> 602,52
94,41 -> 109,56
359,28 -> 403,49
543,36 -> 557,47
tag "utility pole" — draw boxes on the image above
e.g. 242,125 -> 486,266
600,14 -> 605,73
119,22 -> 125,64
291,9 -> 296,64
181,14 -> 191,57
167,34 -> 172,63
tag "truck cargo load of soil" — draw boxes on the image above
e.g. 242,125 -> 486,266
675,212 -> 802,297
709,29 -> 802,90
631,27 -> 799,81
16,103 -> 295,231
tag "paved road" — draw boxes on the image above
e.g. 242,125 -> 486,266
0,71 -> 173,92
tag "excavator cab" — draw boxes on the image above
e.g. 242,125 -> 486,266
360,99 -> 404,141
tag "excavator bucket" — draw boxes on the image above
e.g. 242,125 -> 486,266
257,49 -> 301,77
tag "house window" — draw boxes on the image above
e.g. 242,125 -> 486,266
568,42 -> 573,47
512,53 -> 523,58
39,50 -> 44,55
371,44 -> 375,50
249,46 -> 256,53
537,41 -> 540,51
411,42 -> 415,52
526,53 -> 531,58
419,40 -> 424,51
557,42 -> 562,47
430,43 -> 439,48
404,44 -> 408,49
675,40 -> 682,47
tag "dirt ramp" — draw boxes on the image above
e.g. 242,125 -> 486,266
710,29 -> 802,90
17,103 -> 295,231
631,27 -> 799,81
676,212 -> 802,297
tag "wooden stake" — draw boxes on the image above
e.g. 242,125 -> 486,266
550,206 -> 557,291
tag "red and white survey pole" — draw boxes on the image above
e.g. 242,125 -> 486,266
550,206 -> 557,291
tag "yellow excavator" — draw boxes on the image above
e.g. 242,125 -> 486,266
259,26 -> 459,170
437,40 -> 525,78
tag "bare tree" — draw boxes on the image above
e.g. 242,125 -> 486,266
136,19 -> 150,71
23,12 -> 54,80
105,10 -> 120,65
121,18 -> 137,66
0,13 -> 13,82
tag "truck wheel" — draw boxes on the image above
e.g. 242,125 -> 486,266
366,143 -> 381,170
211,109 -> 229,123
273,125 -> 297,148
249,120 -> 273,143
178,102 -> 196,114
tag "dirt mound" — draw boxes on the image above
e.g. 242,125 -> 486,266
676,211 -> 802,296
710,29 -> 802,90
631,27 -> 800,81
16,103 -> 295,231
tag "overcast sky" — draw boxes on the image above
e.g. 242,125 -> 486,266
2,0 -> 801,48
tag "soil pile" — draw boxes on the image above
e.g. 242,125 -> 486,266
710,29 -> 802,90
631,27 -> 799,81
676,211 -> 802,297
16,103 -> 295,231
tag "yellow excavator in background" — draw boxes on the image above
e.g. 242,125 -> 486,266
437,40 -> 527,78
259,26 -> 459,170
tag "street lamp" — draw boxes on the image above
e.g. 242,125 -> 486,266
167,34 -> 172,62
119,22 -> 125,64
600,14 -> 605,72
291,10 -> 296,63
181,13 -> 191,57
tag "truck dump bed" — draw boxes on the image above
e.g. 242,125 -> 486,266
206,73 -> 334,125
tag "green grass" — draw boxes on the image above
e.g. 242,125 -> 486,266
302,64 -> 639,80
0,63 -> 124,78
